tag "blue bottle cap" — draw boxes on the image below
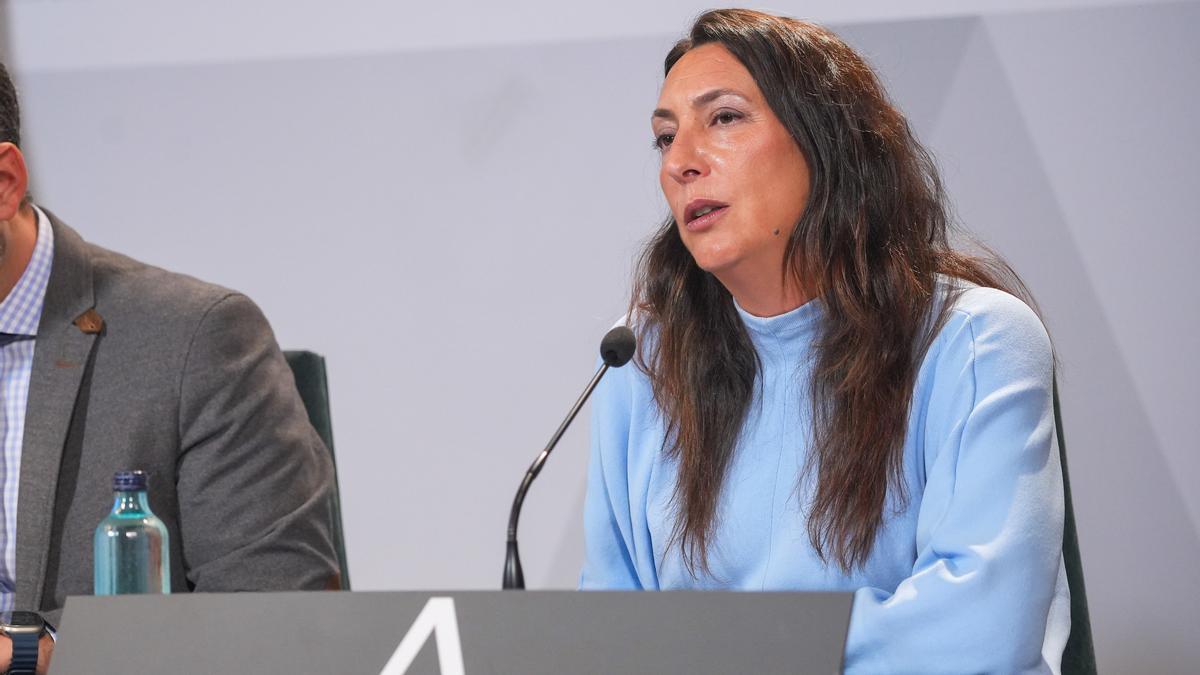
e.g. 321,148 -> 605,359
113,471 -> 148,491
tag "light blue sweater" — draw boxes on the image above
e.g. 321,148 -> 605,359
581,283 -> 1071,674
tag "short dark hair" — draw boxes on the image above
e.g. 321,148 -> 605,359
0,62 -> 20,148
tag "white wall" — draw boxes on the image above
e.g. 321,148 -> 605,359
2,0 -> 1178,70
4,1 -> 1198,672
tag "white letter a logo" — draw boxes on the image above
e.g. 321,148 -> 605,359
379,597 -> 466,675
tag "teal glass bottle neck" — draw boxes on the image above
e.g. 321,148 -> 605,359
111,490 -> 153,515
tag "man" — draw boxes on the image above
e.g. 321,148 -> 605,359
0,63 -> 340,672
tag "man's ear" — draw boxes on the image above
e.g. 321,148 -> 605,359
0,142 -> 29,222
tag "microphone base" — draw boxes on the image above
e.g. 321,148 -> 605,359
503,540 -> 525,590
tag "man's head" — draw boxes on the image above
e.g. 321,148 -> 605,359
0,62 -> 36,284
0,61 -> 31,221
0,62 -> 20,149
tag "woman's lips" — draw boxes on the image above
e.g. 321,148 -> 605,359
684,205 -> 729,232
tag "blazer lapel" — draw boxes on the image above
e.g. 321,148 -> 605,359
14,215 -> 99,611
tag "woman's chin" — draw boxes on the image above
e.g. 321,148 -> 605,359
685,238 -> 736,270
690,251 -> 741,277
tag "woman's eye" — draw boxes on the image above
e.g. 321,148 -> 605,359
714,110 -> 741,125
654,133 -> 675,150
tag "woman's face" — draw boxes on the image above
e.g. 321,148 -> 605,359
653,43 -> 810,283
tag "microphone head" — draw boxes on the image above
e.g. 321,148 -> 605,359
600,326 -> 636,368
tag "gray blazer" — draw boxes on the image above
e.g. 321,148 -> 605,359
14,213 -> 340,626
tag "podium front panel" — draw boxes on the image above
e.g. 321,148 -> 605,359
52,590 -> 853,674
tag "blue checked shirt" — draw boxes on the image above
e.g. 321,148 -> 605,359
0,206 -> 55,614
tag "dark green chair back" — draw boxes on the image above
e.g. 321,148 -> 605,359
284,350 -> 351,590
1054,377 -> 1096,674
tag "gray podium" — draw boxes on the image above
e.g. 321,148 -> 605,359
51,590 -> 853,674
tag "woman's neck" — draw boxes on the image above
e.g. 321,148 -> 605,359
719,268 -> 809,318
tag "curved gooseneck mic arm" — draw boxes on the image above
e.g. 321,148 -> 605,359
502,326 -> 636,590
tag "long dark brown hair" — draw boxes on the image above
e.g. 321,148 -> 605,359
632,9 -> 1035,573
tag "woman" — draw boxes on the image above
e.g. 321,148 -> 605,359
580,9 -> 1070,673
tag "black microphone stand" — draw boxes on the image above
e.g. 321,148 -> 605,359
502,363 -> 611,590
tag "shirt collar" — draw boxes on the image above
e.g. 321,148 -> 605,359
733,295 -> 822,342
0,205 -> 56,337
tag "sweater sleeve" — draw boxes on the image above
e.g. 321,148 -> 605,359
844,289 -> 1069,674
579,359 -> 643,590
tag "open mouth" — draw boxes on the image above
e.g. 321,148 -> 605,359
685,200 -> 730,225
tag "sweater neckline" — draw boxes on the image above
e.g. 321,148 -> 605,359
733,296 -> 822,341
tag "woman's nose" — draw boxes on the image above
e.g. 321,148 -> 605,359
663,132 -> 709,185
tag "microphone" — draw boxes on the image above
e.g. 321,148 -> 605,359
502,325 -> 636,590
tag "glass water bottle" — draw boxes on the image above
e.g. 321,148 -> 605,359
94,470 -> 170,595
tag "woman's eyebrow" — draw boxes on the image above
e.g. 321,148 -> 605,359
692,88 -> 749,107
653,88 -> 750,121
